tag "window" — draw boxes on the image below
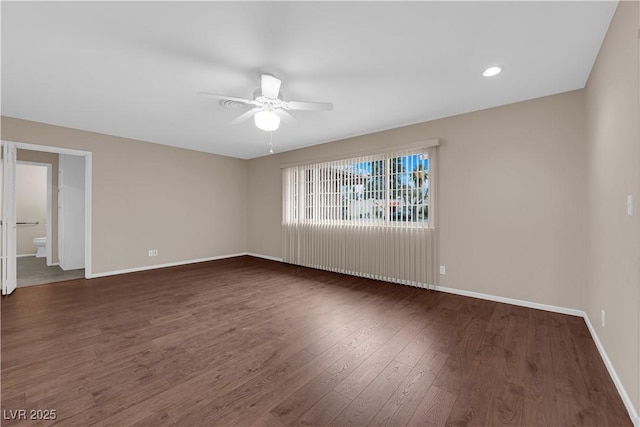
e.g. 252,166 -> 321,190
283,148 -> 431,227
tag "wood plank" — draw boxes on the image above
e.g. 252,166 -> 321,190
292,391 -> 351,427
330,360 -> 413,426
269,322 -> 398,425
406,385 -> 457,427
393,322 -> 440,368
93,351 -> 264,426
545,312 -> 601,427
248,412 -> 287,427
567,316 -> 633,427
333,318 -> 430,400
523,308 -> 559,426
129,410 -> 172,427
368,349 -> 448,427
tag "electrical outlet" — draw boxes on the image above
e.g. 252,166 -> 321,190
148,249 -> 158,257
439,265 -> 446,275
601,309 -> 605,327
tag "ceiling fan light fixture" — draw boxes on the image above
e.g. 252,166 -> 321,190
254,109 -> 280,131
482,66 -> 502,77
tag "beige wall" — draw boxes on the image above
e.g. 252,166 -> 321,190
585,0 -> 640,414
2,117 -> 248,274
16,164 -> 47,256
17,149 -> 59,263
248,90 -> 587,311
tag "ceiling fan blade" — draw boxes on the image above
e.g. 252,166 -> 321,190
261,74 -> 281,99
230,108 -> 260,125
274,109 -> 295,124
198,92 -> 257,105
285,100 -> 334,111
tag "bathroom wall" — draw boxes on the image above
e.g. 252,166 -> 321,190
16,149 -> 59,263
16,163 -> 47,256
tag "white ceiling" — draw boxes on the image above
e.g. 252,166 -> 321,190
1,1 -> 617,159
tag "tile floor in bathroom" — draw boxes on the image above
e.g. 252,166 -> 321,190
17,256 -> 85,287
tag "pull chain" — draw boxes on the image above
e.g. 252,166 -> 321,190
269,131 -> 274,154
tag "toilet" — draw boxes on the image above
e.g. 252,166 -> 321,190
33,237 -> 47,258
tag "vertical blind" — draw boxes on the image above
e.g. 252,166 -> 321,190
282,147 -> 437,288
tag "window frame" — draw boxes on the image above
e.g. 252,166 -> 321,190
283,147 -> 435,230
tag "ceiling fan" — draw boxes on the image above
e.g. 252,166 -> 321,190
200,74 -> 333,132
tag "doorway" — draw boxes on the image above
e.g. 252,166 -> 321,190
1,141 -> 92,295
16,161 -> 51,265
16,158 -> 85,287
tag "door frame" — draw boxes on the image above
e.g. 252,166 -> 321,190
1,142 -> 17,295
6,141 -> 93,278
16,160 -> 53,266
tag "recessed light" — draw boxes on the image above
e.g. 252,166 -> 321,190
482,66 -> 502,77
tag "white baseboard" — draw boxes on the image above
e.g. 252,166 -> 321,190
86,253 -> 247,279
245,252 -> 284,262
19,254 -> 59,266
434,285 -> 584,317
583,313 -> 640,426
60,263 -> 84,271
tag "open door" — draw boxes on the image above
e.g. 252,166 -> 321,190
1,142 -> 17,295
58,154 -> 85,271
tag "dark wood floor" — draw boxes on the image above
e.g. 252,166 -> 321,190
1,256 -> 631,426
